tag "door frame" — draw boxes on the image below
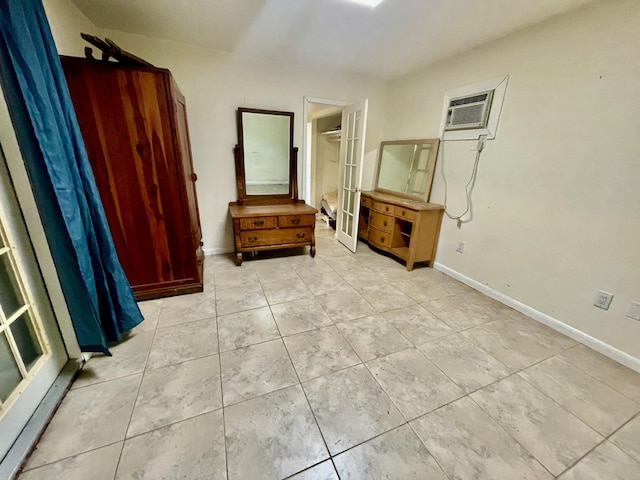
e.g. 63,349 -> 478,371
302,96 -> 351,207
0,86 -> 81,359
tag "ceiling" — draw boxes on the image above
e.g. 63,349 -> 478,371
72,0 -> 597,80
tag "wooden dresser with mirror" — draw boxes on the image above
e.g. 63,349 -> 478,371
229,108 -> 317,266
359,139 -> 444,270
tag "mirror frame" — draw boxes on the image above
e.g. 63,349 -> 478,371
234,107 -> 298,205
374,138 -> 440,202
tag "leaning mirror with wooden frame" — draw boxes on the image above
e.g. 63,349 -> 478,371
375,139 -> 439,201
234,108 -> 297,205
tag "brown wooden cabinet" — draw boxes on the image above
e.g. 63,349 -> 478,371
359,191 -> 444,270
61,56 -> 203,300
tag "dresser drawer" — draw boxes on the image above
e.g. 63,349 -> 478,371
278,214 -> 315,228
240,228 -> 312,248
394,206 -> 417,221
369,212 -> 393,232
372,200 -> 393,214
361,196 -> 372,208
368,227 -> 391,247
239,216 -> 277,230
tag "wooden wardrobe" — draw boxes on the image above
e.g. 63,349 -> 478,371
61,56 -> 203,300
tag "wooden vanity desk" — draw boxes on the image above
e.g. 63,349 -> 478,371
359,138 -> 445,271
229,202 -> 317,266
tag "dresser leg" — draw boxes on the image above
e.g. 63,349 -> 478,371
235,252 -> 243,266
406,261 -> 414,271
310,245 -> 316,258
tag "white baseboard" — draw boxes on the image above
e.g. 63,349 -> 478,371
203,247 -> 235,256
434,262 -> 640,374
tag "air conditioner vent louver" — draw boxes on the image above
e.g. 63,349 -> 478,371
445,90 -> 494,131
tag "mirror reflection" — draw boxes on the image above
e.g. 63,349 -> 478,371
241,111 -> 291,195
376,139 -> 439,200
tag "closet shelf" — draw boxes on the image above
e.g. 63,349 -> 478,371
320,128 -> 342,142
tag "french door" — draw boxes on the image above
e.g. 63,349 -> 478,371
336,99 -> 368,252
0,145 -> 67,460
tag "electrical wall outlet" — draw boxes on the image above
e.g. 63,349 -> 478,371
218,221 -> 225,231
593,290 -> 614,310
456,241 -> 465,254
626,301 -> 640,321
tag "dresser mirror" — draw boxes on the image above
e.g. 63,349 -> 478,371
375,139 -> 440,201
234,107 -> 298,205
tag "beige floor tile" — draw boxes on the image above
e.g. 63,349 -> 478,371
254,262 -> 300,283
217,306 -> 280,352
411,396 -> 552,480
519,356 -> 640,435
423,295 -> 496,330
558,344 -> 640,402
334,425 -> 448,480
290,257 -> 335,275
72,330 -> 154,388
135,299 -> 163,331
382,304 -> 453,346
558,441 -> 640,480
366,349 -> 464,420
117,411 -> 225,479
146,317 -> 218,370
262,276 -> 313,304
462,318 -> 575,371
287,461 -> 339,480
303,364 -> 404,455
19,443 -> 122,480
158,291 -> 216,327
301,271 -> 350,296
24,375 -> 140,469
283,326 -> 361,381
316,289 -> 376,323
213,266 -> 260,291
271,297 -> 333,336
127,356 -> 221,437
418,333 -> 510,393
610,414 -> 640,464
338,268 -> 385,289
358,284 -> 415,312
472,375 -> 603,475
336,315 -> 412,362
220,339 -> 298,406
391,280 -> 451,303
225,385 -> 329,480
215,285 -> 268,316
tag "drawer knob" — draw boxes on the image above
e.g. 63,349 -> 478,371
385,207 -> 389,211
248,236 -> 257,242
402,211 -> 405,216
381,236 -> 385,243
383,220 -> 388,227
296,232 -> 305,239
253,220 -> 265,226
291,218 -> 301,225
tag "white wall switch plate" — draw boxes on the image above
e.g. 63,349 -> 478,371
456,241 -> 465,254
218,221 -> 225,231
626,301 -> 640,321
593,290 -> 614,310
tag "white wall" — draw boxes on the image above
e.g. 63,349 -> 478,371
384,0 -> 640,359
43,0 -> 101,56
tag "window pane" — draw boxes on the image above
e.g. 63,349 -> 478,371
0,254 -> 24,319
10,311 -> 42,371
0,333 -> 22,401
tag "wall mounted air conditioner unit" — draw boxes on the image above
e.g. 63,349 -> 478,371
444,90 -> 494,131
439,75 -> 508,141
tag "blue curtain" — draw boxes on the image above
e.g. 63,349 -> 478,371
0,0 -> 143,354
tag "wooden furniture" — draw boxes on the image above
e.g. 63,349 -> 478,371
229,204 -> 317,266
61,55 -> 203,300
229,108 -> 317,265
359,191 -> 444,270
358,138 -> 444,270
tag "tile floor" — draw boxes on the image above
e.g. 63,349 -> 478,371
17,220 -> 640,479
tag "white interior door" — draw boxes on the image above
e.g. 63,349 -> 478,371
0,145 -> 67,460
336,99 -> 368,252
